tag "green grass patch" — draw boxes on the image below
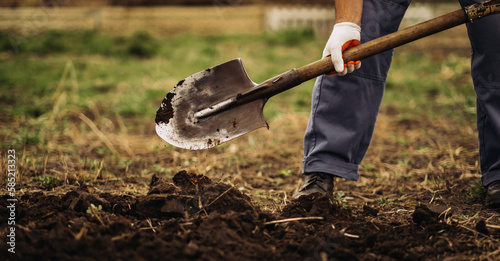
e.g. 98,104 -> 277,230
385,49 -> 476,123
466,182 -> 487,200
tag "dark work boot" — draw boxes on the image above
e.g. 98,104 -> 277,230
486,181 -> 500,208
292,172 -> 334,200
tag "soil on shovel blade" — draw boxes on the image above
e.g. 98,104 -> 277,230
1,170 -> 499,261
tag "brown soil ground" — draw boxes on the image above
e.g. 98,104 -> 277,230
1,109 -> 500,260
1,168 -> 499,261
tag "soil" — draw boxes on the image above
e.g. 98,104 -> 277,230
1,169 -> 499,261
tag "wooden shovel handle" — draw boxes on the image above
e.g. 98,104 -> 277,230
239,0 -> 499,105
296,9 -> 469,82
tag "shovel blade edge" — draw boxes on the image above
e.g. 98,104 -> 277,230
155,58 -> 268,150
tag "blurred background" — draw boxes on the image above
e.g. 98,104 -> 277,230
0,0 -> 462,37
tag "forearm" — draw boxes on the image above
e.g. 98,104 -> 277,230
335,0 -> 363,26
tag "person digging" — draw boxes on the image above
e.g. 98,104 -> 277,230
292,0 -> 500,208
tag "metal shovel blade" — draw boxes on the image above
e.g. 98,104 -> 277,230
155,59 -> 268,150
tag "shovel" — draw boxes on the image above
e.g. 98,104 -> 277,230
155,0 -> 500,150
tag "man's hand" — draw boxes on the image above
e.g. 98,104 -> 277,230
323,22 -> 362,76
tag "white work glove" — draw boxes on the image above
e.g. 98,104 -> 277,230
323,22 -> 362,76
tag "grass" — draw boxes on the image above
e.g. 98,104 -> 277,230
466,183 -> 488,200
385,49 -> 476,123
0,29 -> 320,123
30,175 -> 59,186
1,29 -> 476,126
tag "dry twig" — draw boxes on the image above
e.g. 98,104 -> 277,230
264,216 -> 324,225
90,205 -> 105,226
79,113 -> 118,155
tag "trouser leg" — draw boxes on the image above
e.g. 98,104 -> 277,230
302,0 -> 412,181
458,0 -> 500,186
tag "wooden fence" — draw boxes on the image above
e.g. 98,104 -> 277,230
0,3 -> 461,37
0,5 -> 263,36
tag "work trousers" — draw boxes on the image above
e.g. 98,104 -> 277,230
302,0 -> 500,187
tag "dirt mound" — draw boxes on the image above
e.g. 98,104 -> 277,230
1,171 -> 499,261
139,170 -> 256,218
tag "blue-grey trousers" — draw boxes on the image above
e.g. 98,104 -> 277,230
302,0 -> 500,187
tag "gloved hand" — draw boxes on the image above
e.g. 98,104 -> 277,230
323,22 -> 362,76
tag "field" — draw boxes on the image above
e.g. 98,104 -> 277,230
1,20 -> 500,260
